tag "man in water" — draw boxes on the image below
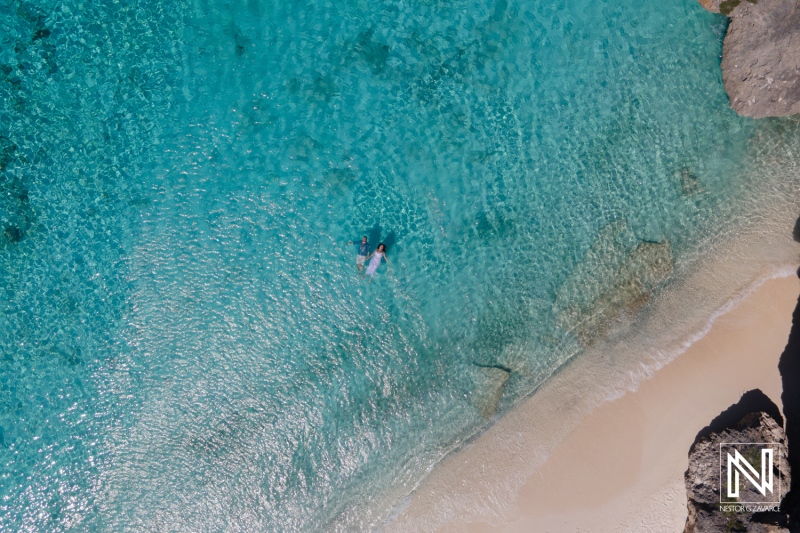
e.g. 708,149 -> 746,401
346,236 -> 370,272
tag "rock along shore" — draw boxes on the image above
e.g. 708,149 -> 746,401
698,0 -> 800,118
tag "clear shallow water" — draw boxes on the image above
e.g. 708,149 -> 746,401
1,0 -> 798,530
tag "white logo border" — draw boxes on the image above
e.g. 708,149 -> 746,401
719,442 -> 783,505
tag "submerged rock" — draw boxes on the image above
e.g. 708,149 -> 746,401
470,365 -> 511,419
699,0 -> 800,118
557,238 -> 673,347
1,177 -> 33,244
2,225 -> 22,243
620,241 -> 674,289
684,391 -> 791,532
677,167 -> 705,196
354,30 -> 391,74
554,220 -> 636,313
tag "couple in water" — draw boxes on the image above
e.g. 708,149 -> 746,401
346,236 -> 390,281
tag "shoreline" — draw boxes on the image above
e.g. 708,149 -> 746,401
382,270 -> 800,532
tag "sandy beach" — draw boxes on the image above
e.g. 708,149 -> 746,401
384,274 -> 800,533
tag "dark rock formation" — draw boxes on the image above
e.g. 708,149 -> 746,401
690,390 -> 785,451
677,167 -> 705,196
0,177 -> 32,245
2,225 -> 22,243
698,0 -> 756,16
792,215 -> 800,243
699,0 -> 800,118
778,287 -> 800,529
684,390 -> 791,532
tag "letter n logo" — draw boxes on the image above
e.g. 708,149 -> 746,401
720,443 -> 782,504
727,448 -> 772,497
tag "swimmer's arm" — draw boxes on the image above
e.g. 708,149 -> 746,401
383,254 -> 390,265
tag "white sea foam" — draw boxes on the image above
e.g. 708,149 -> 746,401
379,117 -> 800,532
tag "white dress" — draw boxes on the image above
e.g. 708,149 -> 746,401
366,252 -> 384,276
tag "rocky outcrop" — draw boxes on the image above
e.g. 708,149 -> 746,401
778,274 -> 800,528
699,0 -> 800,118
684,390 -> 791,532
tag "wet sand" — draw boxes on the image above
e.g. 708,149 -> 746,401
384,275 -> 799,533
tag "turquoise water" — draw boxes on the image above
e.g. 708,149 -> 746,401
1,0 -> 795,530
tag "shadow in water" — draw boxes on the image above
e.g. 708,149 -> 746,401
383,230 -> 396,253
365,224 -> 398,253
367,223 -> 381,249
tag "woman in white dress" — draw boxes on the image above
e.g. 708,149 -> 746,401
364,243 -> 389,281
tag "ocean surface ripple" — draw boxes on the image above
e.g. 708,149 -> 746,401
1,0 -> 798,530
